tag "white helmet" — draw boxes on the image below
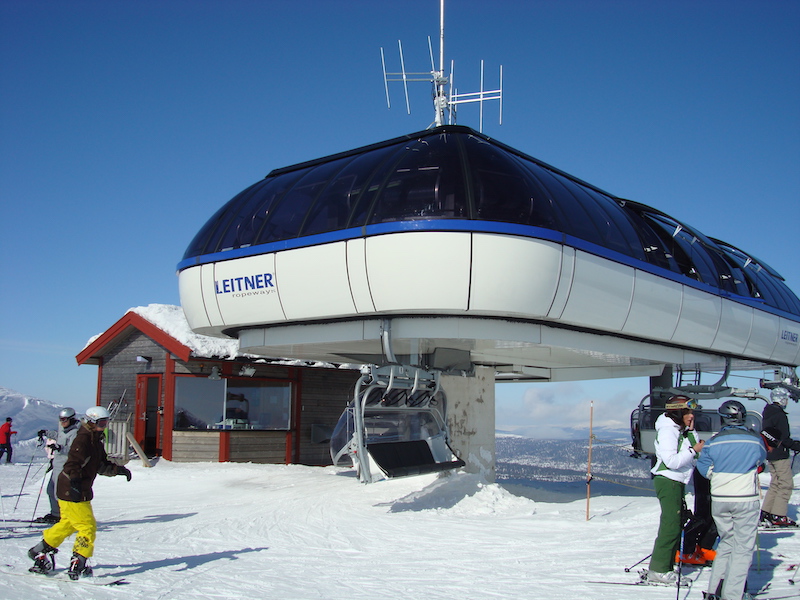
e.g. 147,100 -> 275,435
85,406 -> 110,423
771,387 -> 791,408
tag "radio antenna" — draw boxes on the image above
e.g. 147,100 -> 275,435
381,0 -> 503,132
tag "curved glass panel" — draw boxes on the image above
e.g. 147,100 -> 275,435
366,133 -> 468,224
461,135 -> 559,229
255,157 -> 353,243
569,184 -> 645,259
521,164 -> 607,248
621,206 -> 680,272
215,176 -> 297,252
301,144 -> 399,236
183,201 -> 233,260
182,180 -> 269,259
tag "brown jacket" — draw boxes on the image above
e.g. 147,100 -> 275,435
56,423 -> 121,502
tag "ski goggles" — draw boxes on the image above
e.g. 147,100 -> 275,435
665,397 -> 698,410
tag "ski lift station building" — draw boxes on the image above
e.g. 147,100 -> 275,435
76,304 -> 362,465
175,124 -> 800,480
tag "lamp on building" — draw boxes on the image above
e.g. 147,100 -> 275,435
136,355 -> 152,364
238,365 -> 256,377
208,366 -> 222,381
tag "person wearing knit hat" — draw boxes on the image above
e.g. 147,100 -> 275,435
760,387 -> 800,528
642,395 -> 705,586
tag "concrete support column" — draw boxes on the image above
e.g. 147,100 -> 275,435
441,366 -> 495,482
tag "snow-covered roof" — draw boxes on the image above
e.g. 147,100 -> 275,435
81,303 -> 358,370
130,304 -> 239,359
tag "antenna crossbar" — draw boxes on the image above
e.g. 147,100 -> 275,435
379,0 -> 504,132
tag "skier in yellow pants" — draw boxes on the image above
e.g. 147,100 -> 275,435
43,500 -> 98,558
27,406 -> 131,579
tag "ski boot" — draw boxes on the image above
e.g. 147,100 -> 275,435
767,514 -> 798,527
28,540 -> 58,574
33,513 -> 60,524
68,552 -> 93,580
676,544 -> 715,565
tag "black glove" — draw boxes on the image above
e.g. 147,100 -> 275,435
69,479 -> 82,502
37,429 -> 46,439
118,466 -> 132,481
46,443 -> 61,452
790,439 -> 800,452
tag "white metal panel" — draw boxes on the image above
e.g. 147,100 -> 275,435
771,317 -> 800,364
366,232 -> 471,311
276,242 -> 356,320
346,238 -> 375,313
795,331 -> 800,366
213,254 -> 285,326
178,266 -> 211,331
711,300 -> 753,354
744,309 -> 780,360
558,251 -> 634,331
201,264 -> 225,327
547,246 -> 574,320
622,270 -> 681,340
672,286 -> 721,348
469,234 -> 561,316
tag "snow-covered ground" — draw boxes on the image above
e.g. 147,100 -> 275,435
1,457 -> 799,600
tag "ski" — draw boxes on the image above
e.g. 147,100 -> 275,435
588,569 -> 695,588
586,579 -> 691,588
587,580 -> 649,586
1,564 -> 127,586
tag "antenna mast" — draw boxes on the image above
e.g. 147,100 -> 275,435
381,0 -> 503,132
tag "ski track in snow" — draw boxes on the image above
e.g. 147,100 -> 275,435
1,459 -> 800,600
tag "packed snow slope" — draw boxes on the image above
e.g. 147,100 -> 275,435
2,458 -> 800,600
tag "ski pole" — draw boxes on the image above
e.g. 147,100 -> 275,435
13,438 -> 43,510
0,478 -> 6,526
28,465 -> 50,526
676,526 -> 685,599
789,560 -> 800,584
624,553 -> 652,572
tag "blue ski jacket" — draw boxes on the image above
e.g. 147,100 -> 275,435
696,425 -> 766,503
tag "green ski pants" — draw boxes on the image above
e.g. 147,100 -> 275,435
649,475 -> 685,573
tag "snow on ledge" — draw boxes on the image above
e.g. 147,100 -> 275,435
83,303 -> 359,370
131,304 -> 239,359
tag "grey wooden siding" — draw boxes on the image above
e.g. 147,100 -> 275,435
297,369 -> 360,466
99,331 -> 166,422
172,431 -> 219,462
229,431 -> 287,462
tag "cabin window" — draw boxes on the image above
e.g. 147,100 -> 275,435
174,376 -> 292,431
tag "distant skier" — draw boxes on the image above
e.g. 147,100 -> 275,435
27,406 -> 132,580
0,417 -> 18,463
643,396 -> 704,586
34,407 -> 80,524
760,387 -> 800,527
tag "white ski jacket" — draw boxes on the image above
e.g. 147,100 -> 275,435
650,412 -> 698,484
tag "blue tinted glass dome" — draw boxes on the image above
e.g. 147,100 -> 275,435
180,125 -> 800,318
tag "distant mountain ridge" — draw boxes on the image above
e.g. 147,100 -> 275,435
0,387 -> 65,442
496,434 -> 654,501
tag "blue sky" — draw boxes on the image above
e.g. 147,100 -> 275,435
1,1 -> 798,434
